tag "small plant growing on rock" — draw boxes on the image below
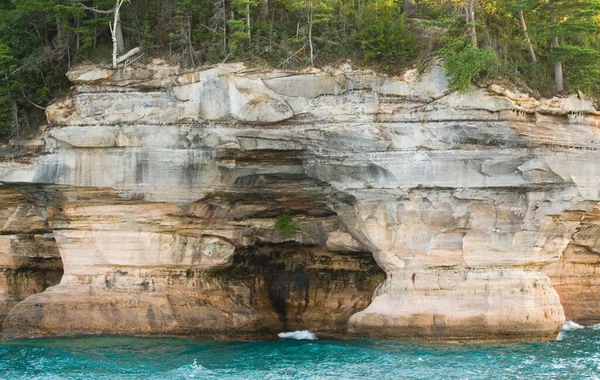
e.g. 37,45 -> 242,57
275,214 -> 296,238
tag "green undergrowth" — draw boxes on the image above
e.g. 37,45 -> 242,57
2,0 -> 600,141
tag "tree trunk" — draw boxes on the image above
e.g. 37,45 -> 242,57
116,9 -> 125,55
246,3 -> 251,41
93,8 -> 98,49
259,0 -> 268,20
116,22 -> 125,54
223,0 -> 228,52
116,46 -> 142,64
111,0 -> 125,68
308,1 -> 314,67
21,108 -> 30,136
269,11 -> 273,51
188,16 -> 195,66
55,15 -> 63,42
464,0 -> 477,47
404,0 -> 416,16
76,16 -> 81,54
10,99 -> 19,139
550,0 -> 563,93
552,35 -> 564,93
518,9 -> 536,62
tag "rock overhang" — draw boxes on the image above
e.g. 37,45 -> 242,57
1,61 -> 600,341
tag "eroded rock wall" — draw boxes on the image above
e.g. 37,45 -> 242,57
1,61 -> 599,341
0,187 -> 63,327
545,205 -> 600,325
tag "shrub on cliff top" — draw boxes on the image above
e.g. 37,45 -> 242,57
439,38 -> 501,93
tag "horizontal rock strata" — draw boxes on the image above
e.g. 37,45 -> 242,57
544,205 -> 600,325
0,188 -> 63,326
1,61 -> 600,341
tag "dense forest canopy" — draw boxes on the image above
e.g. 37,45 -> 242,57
1,0 -> 600,139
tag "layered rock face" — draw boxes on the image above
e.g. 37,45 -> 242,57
0,187 -> 63,325
1,61 -> 599,341
545,205 -> 600,325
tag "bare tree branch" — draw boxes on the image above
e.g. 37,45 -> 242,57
72,1 -> 114,14
116,46 -> 142,64
279,42 -> 308,68
20,91 -> 46,110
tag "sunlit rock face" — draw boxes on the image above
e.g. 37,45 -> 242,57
544,205 -> 600,326
1,60 -> 600,341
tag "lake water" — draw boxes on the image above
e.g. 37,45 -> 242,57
0,323 -> 599,379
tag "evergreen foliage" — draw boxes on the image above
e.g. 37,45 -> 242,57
355,1 -> 416,70
439,38 -> 500,92
1,0 -> 600,139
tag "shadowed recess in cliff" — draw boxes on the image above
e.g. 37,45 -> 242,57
189,176 -> 340,220
0,186 -> 64,329
209,242 -> 385,334
544,202 -> 600,326
0,253 -> 64,325
190,149 -> 357,220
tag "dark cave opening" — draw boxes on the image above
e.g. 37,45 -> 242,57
0,235 -> 64,329
210,242 -> 385,334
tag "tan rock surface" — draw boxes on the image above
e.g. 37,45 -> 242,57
0,188 -> 63,327
544,205 -> 600,325
2,63 -> 600,341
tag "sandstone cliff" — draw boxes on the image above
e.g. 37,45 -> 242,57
1,61 -> 599,342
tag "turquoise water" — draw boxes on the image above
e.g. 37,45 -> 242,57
1,326 -> 599,379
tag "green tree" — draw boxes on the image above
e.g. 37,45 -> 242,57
439,37 -> 500,92
355,0 -> 416,70
542,0 -> 600,93
0,43 -> 15,137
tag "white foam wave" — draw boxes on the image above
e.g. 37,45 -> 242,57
278,330 -> 318,340
167,359 -> 215,378
590,323 -> 600,330
551,362 -> 567,369
562,321 -> 585,331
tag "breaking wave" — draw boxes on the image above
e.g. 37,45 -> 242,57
562,321 -> 585,331
278,330 -> 318,340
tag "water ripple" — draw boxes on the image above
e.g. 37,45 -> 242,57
0,328 -> 599,379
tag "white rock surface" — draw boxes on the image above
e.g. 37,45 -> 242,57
2,62 -> 600,341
